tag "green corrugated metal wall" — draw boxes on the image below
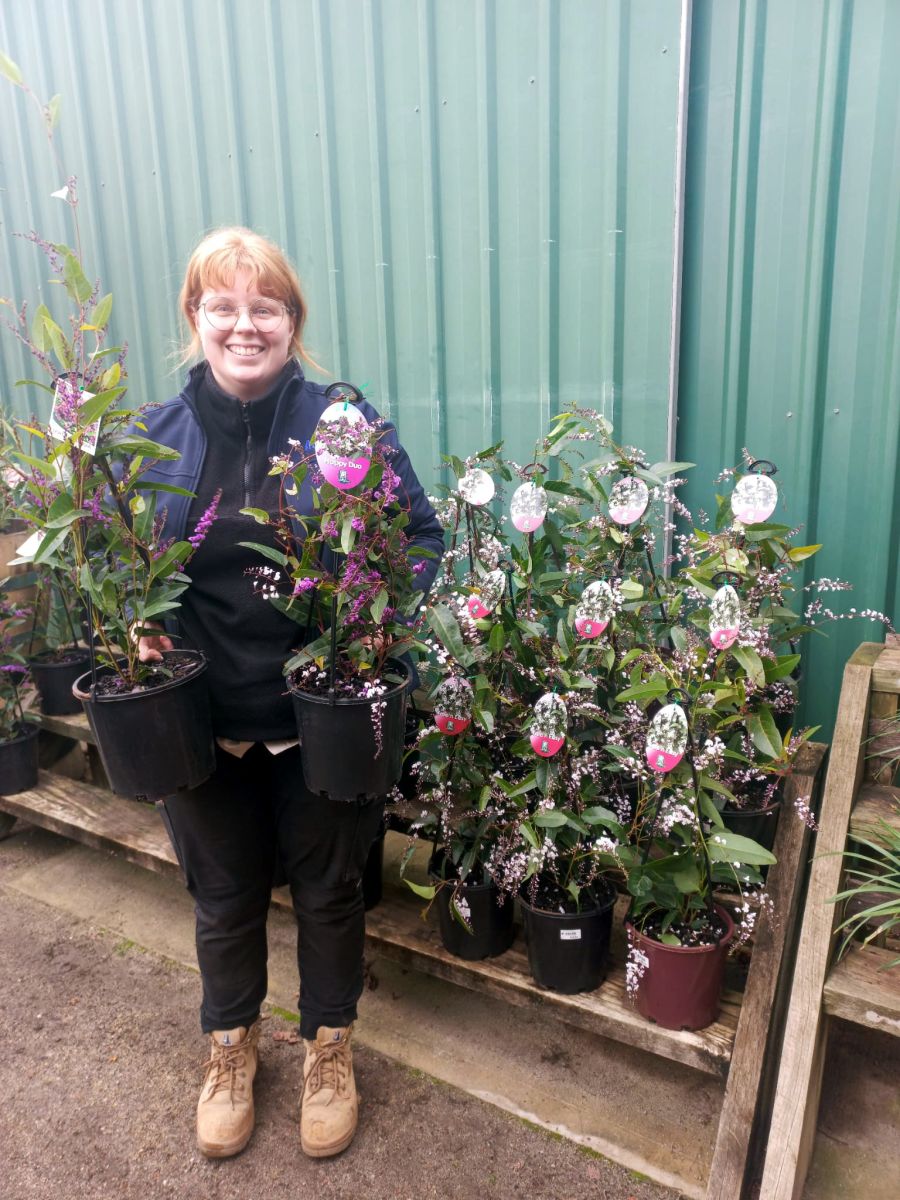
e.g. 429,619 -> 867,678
1,0 -> 897,733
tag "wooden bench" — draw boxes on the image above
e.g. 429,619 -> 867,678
0,708 -> 826,1198
758,638 -> 900,1200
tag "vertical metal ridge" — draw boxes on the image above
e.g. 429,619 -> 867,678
217,0 -> 248,221
416,0 -> 446,463
363,0 -> 397,423
261,2 -> 288,245
179,1 -> 211,230
537,0 -> 560,430
311,0 -> 345,375
611,2 -> 630,441
476,0 -> 500,452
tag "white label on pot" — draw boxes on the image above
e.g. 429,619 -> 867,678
560,929 -> 582,941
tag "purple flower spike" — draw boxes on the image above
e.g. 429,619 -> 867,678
188,489 -> 222,551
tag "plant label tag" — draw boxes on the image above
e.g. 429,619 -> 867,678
608,476 -> 650,525
731,473 -> 778,524
560,929 -> 582,941
50,378 -> 99,454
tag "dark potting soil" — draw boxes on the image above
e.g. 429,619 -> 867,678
724,778 -> 782,813
522,876 -> 608,916
639,908 -> 729,948
89,651 -> 203,698
290,664 -> 407,699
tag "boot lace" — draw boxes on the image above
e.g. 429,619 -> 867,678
202,1028 -> 258,1107
306,1039 -> 351,1104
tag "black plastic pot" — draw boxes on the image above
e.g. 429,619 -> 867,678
73,651 -> 215,801
518,879 -> 617,994
289,660 -> 411,802
723,799 -> 782,852
0,723 -> 40,795
429,854 -> 515,961
363,821 -> 387,911
29,649 -> 92,716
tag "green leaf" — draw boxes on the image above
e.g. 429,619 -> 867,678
488,622 -> 506,652
108,436 -> 180,460
732,645 -> 766,687
582,805 -> 621,827
33,524 -> 72,563
787,544 -> 822,562
747,706 -> 784,761
133,480 -> 195,497
615,680 -> 668,703
672,862 -> 701,893
340,516 -> 356,555
89,293 -> 113,330
427,603 -> 471,666
0,51 -> 23,84
708,829 -> 777,867
404,880 -> 437,901
370,588 -> 388,624
619,580 -> 644,600
43,313 -> 73,371
658,932 -> 682,946
533,810 -> 568,828
77,386 -> 126,427
239,507 -> 270,525
149,540 -> 191,581
31,303 -> 53,351
46,93 -> 61,129
57,246 -> 93,305
647,460 -> 695,478
237,541 -> 289,568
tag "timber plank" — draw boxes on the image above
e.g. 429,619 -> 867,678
2,773 -> 737,1075
0,770 -> 179,877
872,648 -> 900,695
823,944 -> 900,1035
850,782 -> 900,839
758,652 -> 875,1200
21,693 -> 96,744
706,743 -> 826,1200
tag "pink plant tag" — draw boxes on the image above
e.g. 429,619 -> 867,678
608,476 -> 650,526
574,580 -> 615,639
709,583 -> 741,650
730,474 -> 778,524
510,481 -> 548,533
433,677 -> 473,736
530,693 -> 567,757
645,703 -> 688,774
466,569 -> 505,620
50,378 -> 99,454
314,401 -> 371,491
435,713 -> 471,735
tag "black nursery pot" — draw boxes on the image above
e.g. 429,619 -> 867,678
0,723 -> 40,795
29,649 -> 92,716
723,799 -> 782,852
429,855 -> 515,961
518,879 -> 617,994
73,650 -> 215,801
289,660 -> 411,803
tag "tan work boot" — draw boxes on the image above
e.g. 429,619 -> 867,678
300,1024 -> 358,1157
196,1021 -> 260,1158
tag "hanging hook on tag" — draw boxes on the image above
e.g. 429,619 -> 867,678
748,458 -> 777,476
711,570 -> 742,588
325,381 -> 365,411
521,461 -> 548,479
666,687 -> 691,708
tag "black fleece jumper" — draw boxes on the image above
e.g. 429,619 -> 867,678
177,363 -> 300,740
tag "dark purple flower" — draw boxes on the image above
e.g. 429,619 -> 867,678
188,489 -> 222,551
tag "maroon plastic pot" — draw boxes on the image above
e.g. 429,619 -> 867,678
626,904 -> 735,1031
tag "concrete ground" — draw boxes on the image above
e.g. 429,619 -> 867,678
0,815 -> 898,1200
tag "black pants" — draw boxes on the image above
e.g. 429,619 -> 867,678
160,743 -> 384,1040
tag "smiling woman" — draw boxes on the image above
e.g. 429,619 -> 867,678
133,226 -> 443,1162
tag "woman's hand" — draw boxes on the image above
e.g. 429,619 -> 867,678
132,623 -> 174,663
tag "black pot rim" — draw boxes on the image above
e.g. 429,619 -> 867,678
518,875 -> 617,920
72,649 -> 208,704
288,657 -> 412,709
1,721 -> 40,747
724,797 -> 782,817
427,853 -> 500,895
29,648 -> 91,668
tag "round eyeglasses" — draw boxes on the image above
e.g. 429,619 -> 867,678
199,298 -> 292,333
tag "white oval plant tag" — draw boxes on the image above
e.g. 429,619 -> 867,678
574,580 -> 615,639
457,468 -> 495,507
315,401 -> 371,490
433,676 -> 473,736
530,692 -> 567,758
709,584 -> 741,650
608,476 -> 650,525
510,481 -> 548,533
731,474 -> 778,524
646,703 -> 688,773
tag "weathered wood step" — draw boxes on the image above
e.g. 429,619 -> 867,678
823,943 -> 900,1036
850,782 -> 900,839
0,772 -> 738,1077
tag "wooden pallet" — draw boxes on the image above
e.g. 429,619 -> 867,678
0,712 -> 826,1197
758,638 -> 900,1200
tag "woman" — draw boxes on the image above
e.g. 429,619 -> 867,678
137,227 -> 443,1159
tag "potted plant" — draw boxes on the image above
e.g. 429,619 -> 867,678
0,61 -> 217,799
241,386 -> 440,802
0,583 -> 39,794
